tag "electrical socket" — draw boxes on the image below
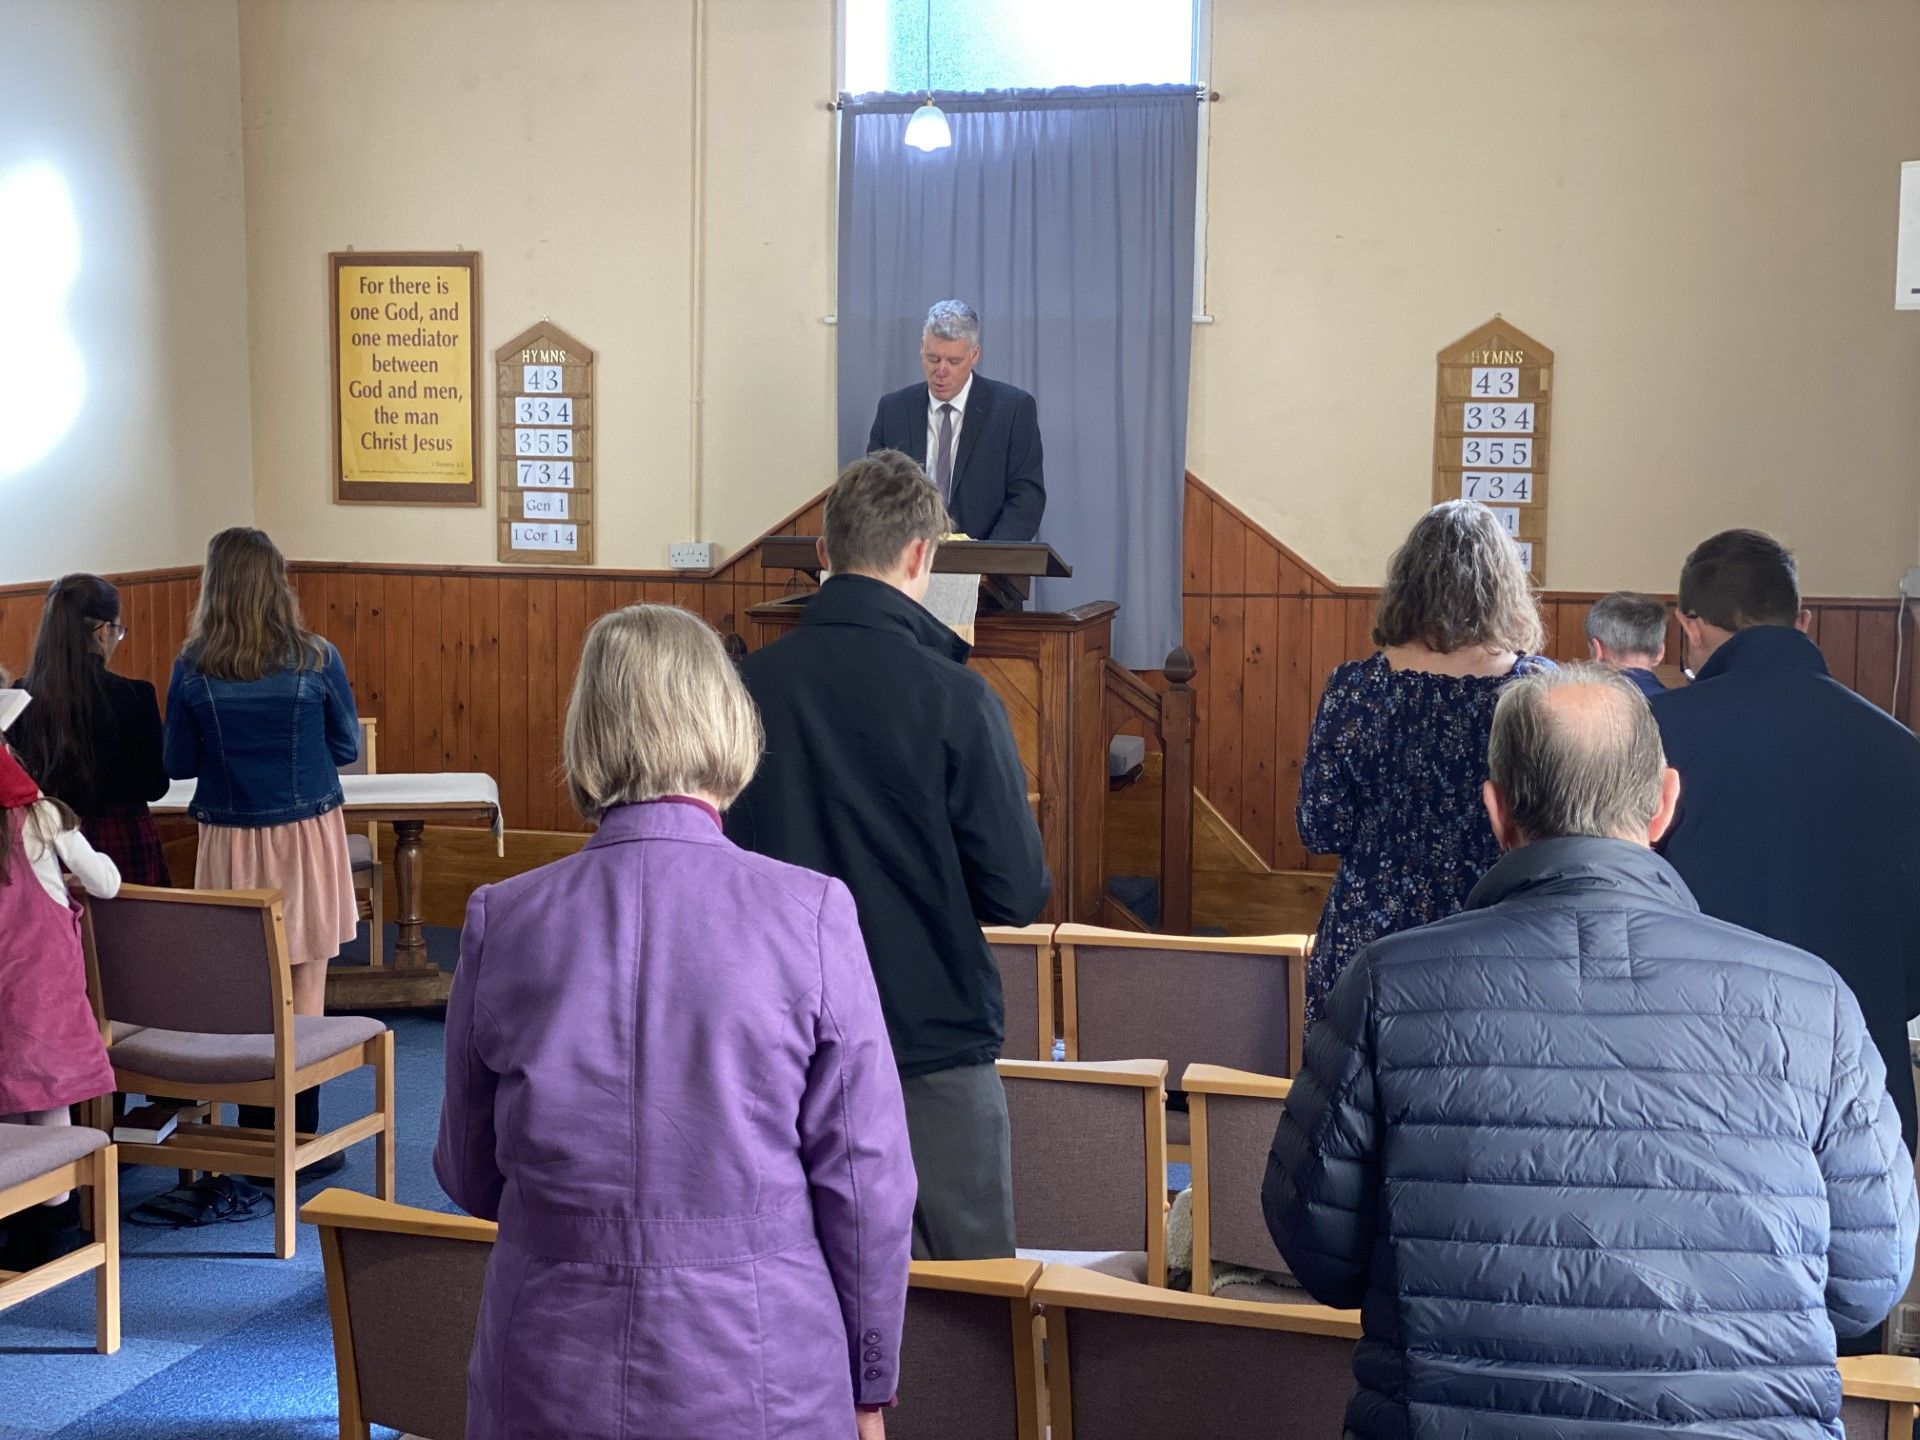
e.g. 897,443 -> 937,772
1903,566 -> 1920,599
669,542 -> 718,571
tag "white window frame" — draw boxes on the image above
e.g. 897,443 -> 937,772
828,0 -> 1215,325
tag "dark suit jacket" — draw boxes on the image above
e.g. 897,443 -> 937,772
1652,625 -> 1920,1149
867,375 -> 1045,542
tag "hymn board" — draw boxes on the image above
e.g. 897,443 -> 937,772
1432,318 -> 1553,584
496,322 -> 595,565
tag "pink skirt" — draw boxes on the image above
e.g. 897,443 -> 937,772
196,810 -> 357,966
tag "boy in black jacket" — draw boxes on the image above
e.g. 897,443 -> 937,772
726,449 -> 1051,1259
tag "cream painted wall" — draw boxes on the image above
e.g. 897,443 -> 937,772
1191,0 -> 1920,595
0,1 -> 253,585
239,0 -> 838,569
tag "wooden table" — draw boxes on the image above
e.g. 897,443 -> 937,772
155,775 -> 501,1010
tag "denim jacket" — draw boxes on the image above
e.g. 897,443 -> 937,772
163,641 -> 360,828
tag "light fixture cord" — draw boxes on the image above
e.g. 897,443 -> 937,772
925,0 -> 933,100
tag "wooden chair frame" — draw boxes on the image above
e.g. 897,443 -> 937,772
1033,1262 -> 1359,1440
909,1258 -> 1046,1440
349,718 -> 386,966
1839,1355 -> 1920,1440
81,886 -> 395,1259
983,923 -> 1057,1061
0,1139 -> 119,1353
997,1058 -> 1169,1288
1054,925 -> 1307,1163
303,1188 -> 497,1440
1183,1063 -> 1292,1296
1034,1265 -> 1920,1440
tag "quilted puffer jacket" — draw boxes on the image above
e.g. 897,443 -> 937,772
1265,837 -> 1918,1439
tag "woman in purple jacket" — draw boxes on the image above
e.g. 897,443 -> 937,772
434,604 -> 916,1440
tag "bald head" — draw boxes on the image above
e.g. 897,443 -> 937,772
1485,663 -> 1676,847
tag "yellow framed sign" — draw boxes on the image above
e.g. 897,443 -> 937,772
329,251 -> 482,506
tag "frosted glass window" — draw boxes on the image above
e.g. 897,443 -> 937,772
843,0 -> 1197,93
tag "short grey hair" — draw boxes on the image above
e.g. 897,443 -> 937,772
563,605 -> 763,822
1585,592 -> 1668,659
1487,662 -> 1667,842
923,299 -> 980,348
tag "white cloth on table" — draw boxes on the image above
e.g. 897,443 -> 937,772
156,773 -> 506,855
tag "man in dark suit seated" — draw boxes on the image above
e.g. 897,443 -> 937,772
867,299 -> 1045,542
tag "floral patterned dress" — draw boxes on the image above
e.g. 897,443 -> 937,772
1297,652 -> 1553,1025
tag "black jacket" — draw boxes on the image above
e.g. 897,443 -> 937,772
1653,625 -> 1920,1150
726,575 -> 1052,1077
867,374 -> 1045,542
16,660 -> 168,817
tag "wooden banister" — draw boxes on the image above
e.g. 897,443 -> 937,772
1102,647 -> 1199,936
1158,646 -> 1197,934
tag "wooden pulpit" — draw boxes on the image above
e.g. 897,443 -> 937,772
746,540 -> 1112,925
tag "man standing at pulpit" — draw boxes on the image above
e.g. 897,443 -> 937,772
867,300 -> 1046,542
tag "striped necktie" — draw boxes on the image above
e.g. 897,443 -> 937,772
933,403 -> 955,503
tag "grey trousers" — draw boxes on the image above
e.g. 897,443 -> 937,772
899,1061 -> 1016,1261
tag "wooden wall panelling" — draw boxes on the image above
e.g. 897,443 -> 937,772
1239,595 -> 1278,865
524,578 -> 560,831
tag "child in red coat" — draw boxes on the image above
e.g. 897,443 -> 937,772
0,693 -> 120,1268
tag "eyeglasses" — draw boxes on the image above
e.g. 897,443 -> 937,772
98,622 -> 126,641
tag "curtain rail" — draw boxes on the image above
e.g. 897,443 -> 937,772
826,88 -> 1219,110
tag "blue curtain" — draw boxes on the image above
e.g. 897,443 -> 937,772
836,85 -> 1197,669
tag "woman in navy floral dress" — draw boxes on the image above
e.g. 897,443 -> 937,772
1298,501 -> 1550,1025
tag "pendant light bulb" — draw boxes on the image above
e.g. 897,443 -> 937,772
905,100 -> 952,152
904,0 -> 951,152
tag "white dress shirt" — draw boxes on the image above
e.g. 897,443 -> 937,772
924,375 -> 974,498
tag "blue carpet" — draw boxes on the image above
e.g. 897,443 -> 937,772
0,926 -> 459,1438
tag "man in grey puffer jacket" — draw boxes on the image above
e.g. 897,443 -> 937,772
1266,663 -> 1917,1439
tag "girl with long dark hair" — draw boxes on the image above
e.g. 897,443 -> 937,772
12,574 -> 170,884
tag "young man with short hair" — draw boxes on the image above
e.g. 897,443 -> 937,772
1652,529 -> 1920,1158
725,449 -> 1051,1261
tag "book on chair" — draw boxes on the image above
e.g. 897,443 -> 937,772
114,1102 -> 184,1145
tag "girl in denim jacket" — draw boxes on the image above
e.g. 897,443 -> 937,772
164,529 -> 360,1157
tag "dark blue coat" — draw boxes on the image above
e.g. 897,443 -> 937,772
867,374 -> 1045,542
1653,625 -> 1920,1150
1265,837 -> 1917,1439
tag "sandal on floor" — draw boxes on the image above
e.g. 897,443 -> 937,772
127,1175 -> 268,1228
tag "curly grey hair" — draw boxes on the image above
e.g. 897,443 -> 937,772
923,299 -> 980,348
1372,500 -> 1545,656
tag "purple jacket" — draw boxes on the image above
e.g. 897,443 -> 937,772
434,801 -> 916,1439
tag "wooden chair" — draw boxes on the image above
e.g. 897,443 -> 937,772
997,1058 -> 1168,1287
984,923 -> 1055,1061
1840,1355 -> 1920,1439
82,886 -> 395,1258
893,1259 -> 1045,1440
339,717 -> 384,963
1184,1063 -> 1294,1300
0,1125 -> 118,1354
1032,1262 -> 1359,1438
1054,924 -> 1308,1162
303,1188 -> 493,1440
